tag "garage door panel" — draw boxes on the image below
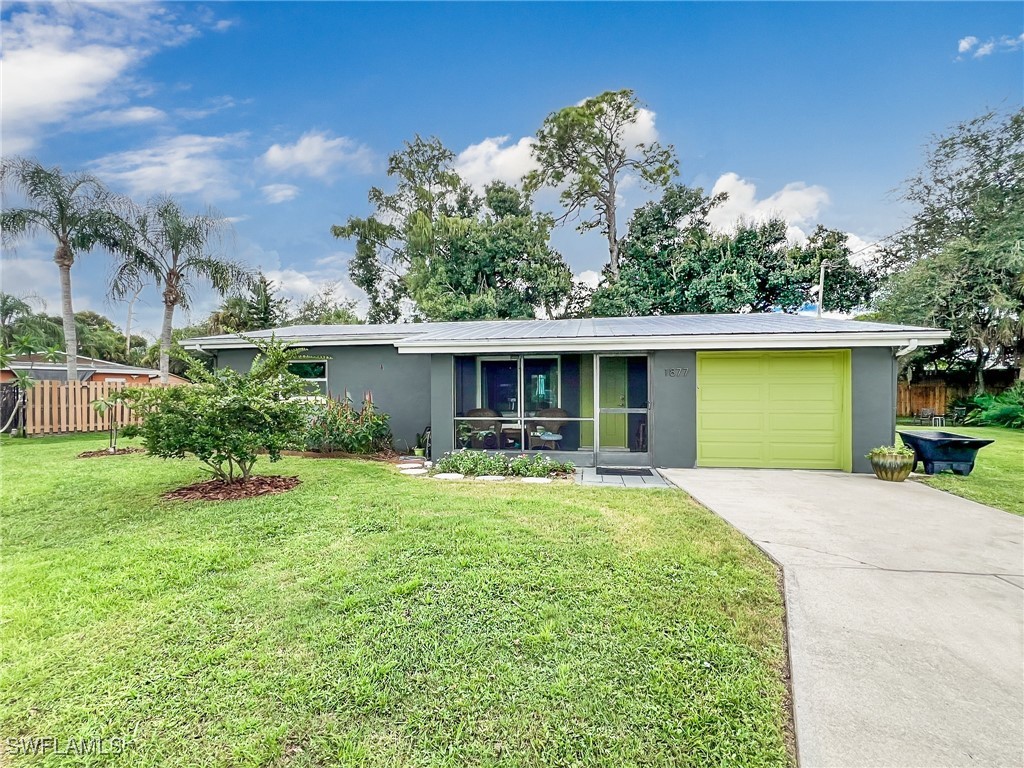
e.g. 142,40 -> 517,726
701,413 -> 766,431
697,350 -> 851,471
766,413 -> 838,432
766,383 -> 839,402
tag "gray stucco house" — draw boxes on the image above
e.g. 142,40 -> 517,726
182,314 -> 947,473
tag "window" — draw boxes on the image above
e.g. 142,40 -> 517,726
454,354 -> 591,453
288,361 -> 328,395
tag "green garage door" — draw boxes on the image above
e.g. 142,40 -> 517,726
697,350 -> 852,471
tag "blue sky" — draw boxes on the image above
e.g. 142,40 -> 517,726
2,1 -> 1022,337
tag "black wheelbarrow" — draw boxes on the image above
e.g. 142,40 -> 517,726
897,430 -> 995,476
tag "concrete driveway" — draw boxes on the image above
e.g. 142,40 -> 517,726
660,468 -> 1024,768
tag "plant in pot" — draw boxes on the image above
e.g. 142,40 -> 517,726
867,444 -> 916,482
413,430 -> 429,457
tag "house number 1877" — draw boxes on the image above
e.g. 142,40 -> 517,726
664,368 -> 689,377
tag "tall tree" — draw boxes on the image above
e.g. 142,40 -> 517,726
589,185 -> 873,317
406,182 -> 573,321
0,294 -> 61,348
332,136 -> 473,322
891,109 -> 1024,269
208,273 -> 290,333
110,195 -> 249,383
524,90 -> 678,280
0,158 -> 123,381
871,108 -> 1024,389
291,283 -> 361,325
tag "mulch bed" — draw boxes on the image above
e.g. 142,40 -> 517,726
278,449 -> 399,462
162,475 -> 301,502
77,447 -> 147,459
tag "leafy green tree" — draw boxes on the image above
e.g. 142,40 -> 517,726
0,158 -> 125,381
334,138 -> 569,322
891,109 -> 1024,268
291,283 -> 361,325
524,90 -> 678,280
0,294 -> 62,348
872,208 -> 1024,391
110,195 -> 250,383
407,182 -> 573,321
120,336 -> 310,483
871,108 -> 1024,390
332,136 -> 473,322
589,185 -> 873,316
246,274 -> 290,330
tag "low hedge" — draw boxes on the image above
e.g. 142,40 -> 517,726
433,450 -> 575,477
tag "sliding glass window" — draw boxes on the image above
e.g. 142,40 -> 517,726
453,354 -> 593,453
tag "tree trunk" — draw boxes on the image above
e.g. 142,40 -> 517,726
973,348 -> 987,395
159,298 -> 175,384
55,245 -> 77,382
605,186 -> 620,281
124,286 -> 142,359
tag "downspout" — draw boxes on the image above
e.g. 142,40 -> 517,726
895,339 -> 919,358
894,340 -> 919,431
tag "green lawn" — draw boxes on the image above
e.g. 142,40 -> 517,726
0,435 -> 790,767
900,425 -> 1024,516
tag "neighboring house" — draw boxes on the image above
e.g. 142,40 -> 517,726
0,354 -> 186,386
182,314 -> 948,473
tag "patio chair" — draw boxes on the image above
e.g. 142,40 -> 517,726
527,408 -> 569,450
913,408 -> 935,426
465,408 -> 501,449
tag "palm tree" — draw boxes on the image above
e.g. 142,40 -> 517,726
0,158 -> 124,381
110,195 -> 250,382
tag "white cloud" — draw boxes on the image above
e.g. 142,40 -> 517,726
261,184 -> 300,204
956,32 -> 1024,59
176,95 -> 239,120
455,136 -> 538,190
259,131 -> 374,179
707,172 -> 830,241
958,35 -> 979,53
90,133 -> 245,200
575,270 -> 601,289
622,107 -> 659,146
0,3 -> 226,152
975,41 -> 996,57
80,106 -> 167,128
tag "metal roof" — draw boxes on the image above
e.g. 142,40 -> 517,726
180,313 -> 948,353
399,314 -> 939,342
5,354 -> 161,377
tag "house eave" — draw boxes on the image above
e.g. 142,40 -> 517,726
393,331 -> 951,355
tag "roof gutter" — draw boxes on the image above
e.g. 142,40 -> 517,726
394,330 -> 951,355
179,335 -> 411,351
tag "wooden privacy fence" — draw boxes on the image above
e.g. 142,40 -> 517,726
898,381 -> 948,417
897,378 -> 1014,417
10,381 -> 152,436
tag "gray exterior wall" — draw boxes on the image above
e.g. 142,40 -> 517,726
214,345 -> 432,451
650,349 -> 697,469
851,346 -> 898,473
214,342 -> 898,472
648,346 -> 899,473
429,354 -> 454,458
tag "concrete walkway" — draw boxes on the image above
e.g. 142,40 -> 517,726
660,468 -> 1024,768
575,467 -> 672,488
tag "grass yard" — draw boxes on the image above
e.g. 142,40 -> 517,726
898,425 -> 1024,516
0,435 -> 790,767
